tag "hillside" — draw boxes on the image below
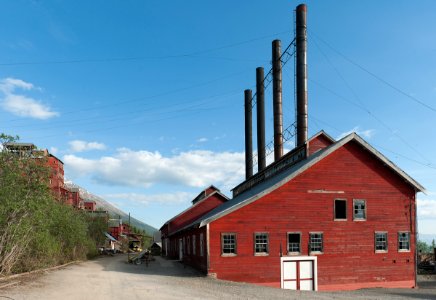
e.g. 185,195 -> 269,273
64,182 -> 157,236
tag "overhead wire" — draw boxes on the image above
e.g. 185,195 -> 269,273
0,31 -> 289,67
6,68 -> 253,124
310,31 -> 433,166
309,30 -> 436,114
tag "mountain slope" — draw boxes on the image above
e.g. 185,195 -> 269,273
65,182 -> 157,235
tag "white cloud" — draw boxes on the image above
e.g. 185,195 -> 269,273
337,126 -> 374,140
0,77 -> 58,119
417,198 -> 436,219
69,140 -> 106,152
63,148 -> 245,190
197,137 -> 208,143
105,192 -> 194,206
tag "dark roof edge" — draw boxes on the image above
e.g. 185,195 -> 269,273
198,132 -> 426,228
159,189 -> 229,231
307,130 -> 336,144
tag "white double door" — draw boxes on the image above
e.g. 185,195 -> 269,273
281,257 -> 317,291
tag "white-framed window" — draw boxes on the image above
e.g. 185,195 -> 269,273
187,236 -> 190,255
309,232 -> 323,253
287,232 -> 301,254
375,232 -> 388,252
353,199 -> 366,220
398,232 -> 410,252
200,233 -> 204,257
221,233 -> 237,256
334,199 -> 347,220
192,235 -> 196,255
254,232 -> 269,255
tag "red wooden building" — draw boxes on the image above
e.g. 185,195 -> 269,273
160,4 -> 425,291
84,200 -> 96,211
160,186 -> 228,269
160,131 -> 424,291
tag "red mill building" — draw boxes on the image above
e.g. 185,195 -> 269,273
160,4 -> 424,291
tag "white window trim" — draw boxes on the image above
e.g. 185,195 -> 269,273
375,231 -> 388,253
287,232 -> 302,255
309,232 -> 324,254
353,199 -> 367,221
254,232 -> 269,256
221,233 -> 237,257
398,231 -> 411,252
334,198 -> 347,221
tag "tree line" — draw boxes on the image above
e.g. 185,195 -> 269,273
0,134 -> 106,276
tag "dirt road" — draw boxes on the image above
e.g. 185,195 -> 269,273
1,254 -> 436,300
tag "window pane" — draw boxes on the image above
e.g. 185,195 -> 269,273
310,233 -> 323,252
222,233 -> 236,254
354,200 -> 366,220
335,200 -> 347,219
375,232 -> 388,251
254,233 -> 269,253
288,233 -> 301,253
398,232 -> 410,251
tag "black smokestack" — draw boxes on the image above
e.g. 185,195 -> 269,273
244,89 -> 253,179
272,39 -> 283,161
296,3 -> 308,147
256,67 -> 266,172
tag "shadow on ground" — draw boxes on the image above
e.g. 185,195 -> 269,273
92,254 -> 204,278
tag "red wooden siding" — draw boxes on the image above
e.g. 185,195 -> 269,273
308,133 -> 334,156
208,141 -> 416,290
161,188 -> 227,270
166,227 -> 208,272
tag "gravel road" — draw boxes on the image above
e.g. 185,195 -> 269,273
1,254 -> 435,300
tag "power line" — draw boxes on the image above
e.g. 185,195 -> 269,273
250,39 -> 296,108
310,33 -> 432,165
0,31 -> 289,67
309,115 -> 436,170
309,30 -> 436,113
6,68 -> 253,124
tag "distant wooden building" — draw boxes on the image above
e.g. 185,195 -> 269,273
160,132 -> 424,291
160,185 -> 229,270
150,242 -> 162,256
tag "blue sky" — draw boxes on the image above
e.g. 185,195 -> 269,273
1,0 -> 435,235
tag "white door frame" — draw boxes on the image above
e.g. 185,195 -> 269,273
281,256 -> 318,291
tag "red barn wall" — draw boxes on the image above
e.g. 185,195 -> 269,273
208,141 -> 416,290
308,134 -> 334,156
167,227 -> 208,272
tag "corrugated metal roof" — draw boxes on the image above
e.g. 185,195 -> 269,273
104,232 -> 118,242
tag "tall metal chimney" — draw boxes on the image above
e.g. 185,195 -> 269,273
272,39 -> 283,161
244,89 -> 253,179
256,67 -> 266,172
296,3 -> 308,147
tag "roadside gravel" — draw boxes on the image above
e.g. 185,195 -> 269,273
1,254 -> 435,300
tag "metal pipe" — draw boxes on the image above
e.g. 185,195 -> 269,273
256,67 -> 266,171
244,89 -> 253,179
272,39 -> 283,161
296,3 -> 308,147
